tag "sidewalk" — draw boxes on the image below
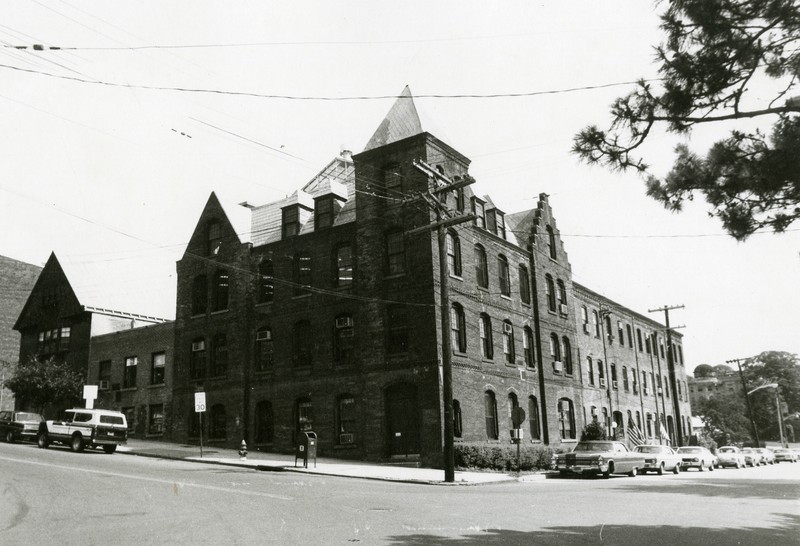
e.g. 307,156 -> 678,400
117,439 -> 533,485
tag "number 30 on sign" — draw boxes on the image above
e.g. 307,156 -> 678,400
195,392 -> 206,413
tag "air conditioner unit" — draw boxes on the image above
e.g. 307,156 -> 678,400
599,378 -> 607,387
559,304 -> 569,315
553,361 -> 563,373
503,322 -> 513,334
590,407 -> 597,416
256,330 -> 271,341
509,429 -> 524,440
657,388 -> 663,395
559,400 -> 569,412
582,323 -> 590,334
335,316 -> 354,329
339,433 -> 354,445
99,380 -> 110,391
191,340 -> 205,352
612,380 -> 618,389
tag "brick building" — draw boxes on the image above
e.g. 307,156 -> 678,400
169,88 -> 692,462
0,254 -> 42,411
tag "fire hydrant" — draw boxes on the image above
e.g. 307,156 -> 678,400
238,440 -> 248,460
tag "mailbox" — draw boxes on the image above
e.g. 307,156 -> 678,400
294,431 -> 318,468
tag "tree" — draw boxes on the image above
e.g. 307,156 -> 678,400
5,356 -> 84,417
573,0 -> 800,240
744,351 -> 799,440
581,420 -> 608,440
696,392 -> 753,445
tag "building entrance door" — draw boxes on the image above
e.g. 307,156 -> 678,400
386,383 -> 419,457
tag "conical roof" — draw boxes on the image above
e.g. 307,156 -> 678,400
363,86 -> 424,151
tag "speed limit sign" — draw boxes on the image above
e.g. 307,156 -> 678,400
195,392 -> 206,413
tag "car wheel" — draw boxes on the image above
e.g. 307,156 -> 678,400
70,434 -> 85,453
628,467 -> 638,477
603,463 -> 613,479
5,430 -> 13,443
735,461 -> 741,469
103,444 -> 117,454
37,432 -> 49,449
709,462 -> 715,471
699,461 -> 706,472
673,463 -> 680,475
657,462 -> 665,476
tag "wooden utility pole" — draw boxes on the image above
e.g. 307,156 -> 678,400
409,159 -> 475,483
648,304 -> 685,446
728,357 -> 760,446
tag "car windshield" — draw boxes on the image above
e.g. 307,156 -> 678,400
16,412 -> 42,421
678,447 -> 702,454
635,446 -> 662,453
719,448 -> 736,453
574,443 -> 613,452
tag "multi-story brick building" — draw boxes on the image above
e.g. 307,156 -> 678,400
688,366 -> 741,407
169,88 -> 692,463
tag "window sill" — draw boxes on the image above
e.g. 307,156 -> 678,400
120,387 -> 137,392
210,309 -> 229,316
500,295 -> 512,301
385,273 -> 407,280
255,302 -> 274,308
292,293 -> 312,300
148,384 -> 165,389
449,274 -> 463,282
481,357 -> 494,363
452,351 -> 468,358
477,286 -> 490,293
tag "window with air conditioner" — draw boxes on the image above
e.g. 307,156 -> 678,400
99,380 -> 110,391
600,378 -> 607,387
553,361 -> 563,373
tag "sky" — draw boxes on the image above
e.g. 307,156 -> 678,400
1,1 -> 797,373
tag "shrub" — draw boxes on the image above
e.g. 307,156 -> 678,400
454,442 -> 556,472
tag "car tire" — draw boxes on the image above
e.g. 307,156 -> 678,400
709,462 -> 714,471
673,464 -> 680,475
603,462 -> 613,479
628,467 -> 638,477
699,461 -> 705,472
735,461 -> 741,469
657,463 -> 665,476
70,434 -> 85,453
5,430 -> 13,443
103,444 -> 117,454
37,432 -> 49,449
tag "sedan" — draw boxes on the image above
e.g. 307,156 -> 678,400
741,447 -> 762,466
633,445 -> 682,475
772,448 -> 798,463
0,410 -> 44,443
676,446 -> 716,471
756,448 -> 776,465
716,446 -> 746,469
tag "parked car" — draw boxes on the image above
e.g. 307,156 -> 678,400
0,410 -> 44,443
633,444 -> 682,475
37,408 -> 127,454
756,447 -> 776,465
772,448 -> 798,463
741,447 -> 762,466
554,440 -> 645,478
716,446 -> 747,469
676,446 -> 716,471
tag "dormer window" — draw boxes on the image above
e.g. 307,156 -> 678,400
282,207 -> 299,238
495,211 -> 506,239
472,198 -> 486,229
315,196 -> 334,230
207,221 -> 221,256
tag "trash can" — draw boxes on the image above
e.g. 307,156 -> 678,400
294,431 -> 317,468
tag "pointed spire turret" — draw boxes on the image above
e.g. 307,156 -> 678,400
363,86 -> 424,151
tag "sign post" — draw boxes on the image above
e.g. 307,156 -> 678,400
195,392 -> 206,458
511,407 -> 526,474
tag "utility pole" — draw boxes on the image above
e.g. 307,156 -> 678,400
729,357 -> 760,446
648,304 -> 685,446
410,160 -> 475,483
598,306 -> 614,437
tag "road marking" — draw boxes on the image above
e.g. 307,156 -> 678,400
0,454 -> 293,501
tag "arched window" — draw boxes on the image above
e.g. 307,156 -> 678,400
646,413 -> 654,437
557,398 -> 575,439
255,327 -> 273,372
528,396 -> 541,440
450,303 -> 467,353
502,320 -> 515,364
386,229 -> 405,275
587,356 -> 595,385
636,328 -> 644,351
507,392 -> 519,427
211,333 -> 227,377
479,314 -> 493,359
296,397 -> 313,435
207,220 -> 221,256
336,394 -> 356,444
293,320 -> 312,367
211,269 -> 229,311
498,255 -> 511,296
484,391 -> 498,440
605,314 -> 613,343
190,337 -> 206,379
334,314 -> 355,365
293,252 -> 312,296
191,275 -> 207,315
254,401 -> 274,444
549,333 -> 561,361
636,411 -> 642,430
453,399 -> 463,438
387,305 -> 409,354
474,244 -> 489,288
663,375 -> 669,398
209,404 -> 226,439
557,279 -> 567,312
562,336 -> 573,374
610,362 -> 617,388
336,244 -> 353,288
545,275 -> 556,312
446,230 -> 462,277
523,326 -> 535,368
622,366 -> 629,391
581,306 -> 589,332
598,360 -> 606,384
257,260 -> 274,303
546,225 -> 557,260
519,265 -> 531,304
592,310 -> 600,337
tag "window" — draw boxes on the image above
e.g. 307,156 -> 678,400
454,187 -> 465,212
632,372 -> 639,393
334,314 -> 355,365
450,303 -> 467,353
637,328 -> 644,351
210,404 -> 226,439
664,376 -> 669,398
479,314 -> 493,359
58,327 -> 71,351
498,255 -> 511,297
151,352 -> 165,385
336,395 -> 357,444
642,370 -> 648,392
592,310 -> 600,337
519,265 -> 531,304
336,245 -> 353,288
212,269 -> 229,311
148,404 -> 164,434
255,327 -> 274,372
626,324 -> 633,348
562,337 -> 573,374
190,338 -> 206,379
557,280 -> 567,311
678,345 -> 684,364
98,360 -> 111,385
507,393 -> 519,427
587,357 -> 595,385
546,225 -> 557,260
453,400 -> 463,438
605,315 -> 613,343
623,366 -> 629,391
646,413 -> 653,437
528,396 -> 541,440
503,321 -> 515,364
617,321 -> 625,346
293,321 -> 312,367
207,220 -> 221,255
296,397 -> 313,434
387,305 -> 409,354
209,334 -> 227,377
123,356 -> 137,389
610,363 -> 617,388
598,360 -> 606,383
581,306 -> 589,332
496,212 -> 506,239
282,206 -> 299,238
475,245 -> 489,288
636,411 -> 642,431
484,391 -> 498,440
254,401 -> 274,444
549,333 -> 561,361
315,196 -> 334,229
558,398 -> 575,439
386,230 -> 405,275
645,336 -> 652,354
523,327 -> 535,368
383,163 -> 402,193
293,252 -> 312,296
446,231 -> 462,277
660,340 -> 666,358
545,274 -> 556,312
191,275 -> 207,315
257,261 -> 274,304
472,198 -> 486,229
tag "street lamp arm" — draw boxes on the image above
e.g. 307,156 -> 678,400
747,383 -> 778,396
